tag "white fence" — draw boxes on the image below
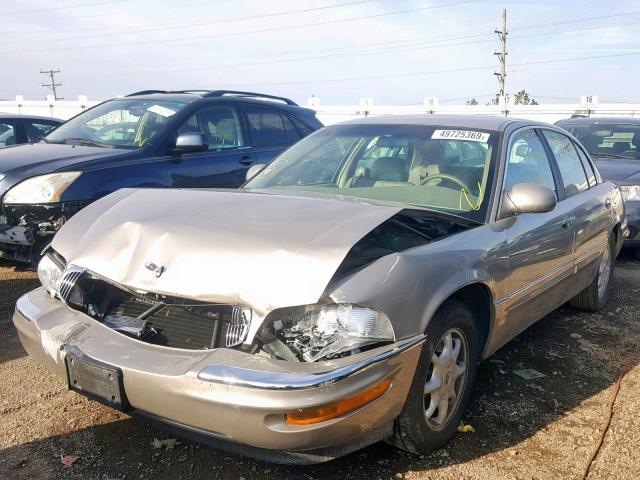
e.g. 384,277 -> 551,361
2,95 -> 640,126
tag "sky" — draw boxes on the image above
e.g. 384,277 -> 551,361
1,0 -> 640,105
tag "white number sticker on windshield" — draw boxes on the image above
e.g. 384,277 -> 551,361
431,130 -> 490,142
147,104 -> 177,117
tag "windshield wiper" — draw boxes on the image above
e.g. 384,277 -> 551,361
590,152 -> 634,159
59,138 -> 113,148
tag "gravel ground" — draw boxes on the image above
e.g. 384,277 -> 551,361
0,255 -> 638,480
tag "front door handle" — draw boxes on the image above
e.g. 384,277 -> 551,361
561,216 -> 575,229
239,155 -> 254,165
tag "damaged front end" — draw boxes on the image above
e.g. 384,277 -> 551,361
0,202 -> 86,263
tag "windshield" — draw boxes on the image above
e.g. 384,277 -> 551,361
246,124 -> 498,222
44,99 -> 188,149
563,123 -> 640,160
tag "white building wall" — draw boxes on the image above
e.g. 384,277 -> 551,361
2,95 -> 640,125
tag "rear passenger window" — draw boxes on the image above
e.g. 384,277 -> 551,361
505,129 -> 556,193
245,106 -> 288,147
574,143 -> 597,187
282,115 -> 302,142
541,130 -> 589,197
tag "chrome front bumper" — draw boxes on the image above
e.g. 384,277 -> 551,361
13,288 -> 424,460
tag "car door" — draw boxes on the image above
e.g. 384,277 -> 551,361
498,128 -> 576,336
166,103 -> 254,188
540,129 -> 611,293
242,104 -> 296,164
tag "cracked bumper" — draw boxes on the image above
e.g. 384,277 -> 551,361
13,288 -> 424,462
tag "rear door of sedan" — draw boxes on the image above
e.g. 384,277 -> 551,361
497,127 -> 576,340
539,129 -> 611,290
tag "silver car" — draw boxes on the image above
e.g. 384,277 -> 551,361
14,115 -> 625,463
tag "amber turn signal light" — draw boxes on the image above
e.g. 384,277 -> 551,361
286,378 -> 391,425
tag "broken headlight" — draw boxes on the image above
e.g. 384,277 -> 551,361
37,253 -> 64,297
264,303 -> 395,362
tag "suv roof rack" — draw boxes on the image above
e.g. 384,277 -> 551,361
124,89 -> 298,106
125,90 -> 170,97
202,90 -> 297,105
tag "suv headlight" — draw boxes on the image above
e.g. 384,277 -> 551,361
3,172 -> 81,204
263,303 -> 395,362
38,253 -> 64,297
621,185 -> 640,202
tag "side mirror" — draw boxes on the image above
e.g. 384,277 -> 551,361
500,183 -> 557,217
172,133 -> 208,154
245,163 -> 266,182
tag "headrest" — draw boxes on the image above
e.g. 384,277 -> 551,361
371,156 -> 406,182
515,144 -> 531,157
633,132 -> 640,148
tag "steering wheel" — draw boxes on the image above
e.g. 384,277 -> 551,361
619,150 -> 640,159
421,173 -> 473,194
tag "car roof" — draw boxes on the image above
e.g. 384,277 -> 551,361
332,114 -> 553,132
0,112 -> 63,122
557,116 -> 640,125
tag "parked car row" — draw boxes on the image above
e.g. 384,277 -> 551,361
10,101 -> 630,463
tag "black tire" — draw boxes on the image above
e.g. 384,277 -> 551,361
569,233 -> 615,312
634,248 -> 640,261
394,299 -> 480,455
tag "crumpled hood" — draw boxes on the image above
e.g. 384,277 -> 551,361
594,158 -> 640,183
51,188 -> 402,313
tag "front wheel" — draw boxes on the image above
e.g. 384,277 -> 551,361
569,233 -> 615,311
394,300 -> 480,455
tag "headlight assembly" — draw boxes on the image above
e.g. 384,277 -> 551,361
621,185 -> 640,202
37,253 -> 64,297
3,172 -> 81,204
262,303 -> 395,362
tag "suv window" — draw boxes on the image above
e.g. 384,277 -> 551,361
0,122 -> 16,147
542,130 -> 589,197
25,121 -> 58,142
245,106 -> 288,147
505,129 -> 556,193
178,105 -> 244,150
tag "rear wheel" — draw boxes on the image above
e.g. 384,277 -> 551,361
569,233 -> 615,311
394,300 -> 479,455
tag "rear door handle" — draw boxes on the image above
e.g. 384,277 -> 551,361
239,155 -> 254,165
561,216 -> 575,229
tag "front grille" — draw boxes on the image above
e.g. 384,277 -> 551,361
60,269 -> 251,350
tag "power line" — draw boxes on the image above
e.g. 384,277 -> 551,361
64,17 -> 640,81
0,0 -> 385,47
0,0 -> 132,16
224,51 -> 640,88
40,69 -> 62,100
0,0 -> 481,55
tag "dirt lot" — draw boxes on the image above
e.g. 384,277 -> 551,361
0,256 -> 638,480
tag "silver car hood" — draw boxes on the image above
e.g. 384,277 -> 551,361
52,188 -> 402,313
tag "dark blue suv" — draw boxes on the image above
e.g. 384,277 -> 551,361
0,90 -> 322,263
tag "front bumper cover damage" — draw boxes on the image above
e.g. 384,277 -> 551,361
0,201 -> 85,263
13,287 -> 425,463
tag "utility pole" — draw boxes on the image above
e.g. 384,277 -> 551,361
494,9 -> 507,116
40,69 -> 63,100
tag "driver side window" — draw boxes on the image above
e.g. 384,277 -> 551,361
505,129 -> 556,193
177,106 -> 244,151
